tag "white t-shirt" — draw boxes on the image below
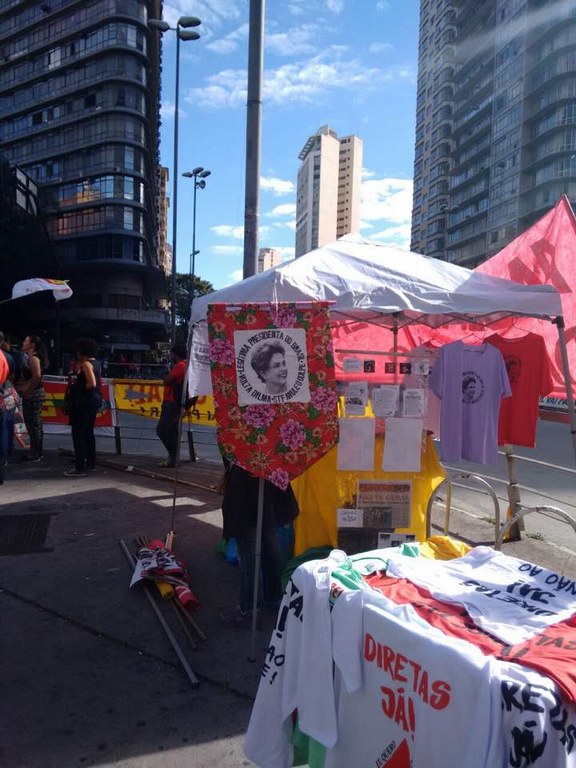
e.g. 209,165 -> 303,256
387,546 -> 576,645
326,590 -> 499,768
244,554 -> 341,768
492,659 -> 576,767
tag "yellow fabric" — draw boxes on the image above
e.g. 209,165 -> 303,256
292,434 -> 446,556
419,535 -> 471,560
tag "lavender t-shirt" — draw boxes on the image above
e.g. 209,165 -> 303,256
430,341 -> 511,464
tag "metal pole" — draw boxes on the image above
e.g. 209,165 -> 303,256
249,477 -> 265,662
170,30 -> 181,345
555,316 -> 576,466
242,0 -> 265,279
191,178 -> 198,298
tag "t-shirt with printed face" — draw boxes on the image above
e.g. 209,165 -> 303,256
486,333 -> 552,447
429,341 -> 511,464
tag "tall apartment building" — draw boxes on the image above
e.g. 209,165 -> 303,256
295,126 -> 363,258
0,0 -> 167,353
258,247 -> 281,272
411,0 -> 576,267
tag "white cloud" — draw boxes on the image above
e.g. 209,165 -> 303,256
261,176 -> 295,196
367,223 -> 412,250
211,224 -> 244,239
211,223 -> 271,240
277,246 -> 295,261
359,177 -> 413,250
325,0 -> 344,13
278,220 -> 296,231
206,23 -> 248,54
266,203 -> 296,217
211,244 -> 243,255
376,0 -> 391,10
226,268 -> 244,285
160,101 -> 176,120
369,42 -> 393,54
266,24 -> 319,57
162,1 -> 242,27
185,49 -> 415,109
361,177 -> 413,225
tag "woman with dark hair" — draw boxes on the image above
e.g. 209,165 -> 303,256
250,341 -> 288,395
64,337 -> 103,477
17,334 -> 49,462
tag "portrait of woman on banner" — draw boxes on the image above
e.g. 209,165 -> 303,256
234,328 -> 311,406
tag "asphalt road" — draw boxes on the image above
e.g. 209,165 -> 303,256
44,414 -> 576,553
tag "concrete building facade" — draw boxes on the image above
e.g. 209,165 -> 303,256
0,0 -> 167,353
295,126 -> 363,258
257,247 -> 281,273
411,0 -> 576,267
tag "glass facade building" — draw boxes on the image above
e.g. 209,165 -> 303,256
0,0 -> 167,351
411,0 -> 576,267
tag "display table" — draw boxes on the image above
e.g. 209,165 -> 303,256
245,546 -> 576,768
291,434 -> 445,556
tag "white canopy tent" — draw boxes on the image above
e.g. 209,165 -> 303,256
187,234 -> 574,456
190,234 -> 562,331
185,235 -> 574,657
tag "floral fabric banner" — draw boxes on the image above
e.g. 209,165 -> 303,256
208,302 -> 339,489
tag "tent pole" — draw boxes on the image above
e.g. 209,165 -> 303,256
249,477 -> 265,661
554,317 -> 576,466
165,322 -> 196,550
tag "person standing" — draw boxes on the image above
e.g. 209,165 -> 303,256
0,332 -> 18,483
220,463 -> 299,626
156,343 -> 188,468
17,334 -> 48,462
64,338 -> 103,477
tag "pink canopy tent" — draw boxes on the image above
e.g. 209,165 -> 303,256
402,195 -> 576,400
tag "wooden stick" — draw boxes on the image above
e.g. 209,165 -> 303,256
119,539 -> 199,687
136,534 -> 206,641
174,598 -> 208,641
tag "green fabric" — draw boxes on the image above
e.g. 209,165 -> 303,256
281,545 -> 333,590
291,719 -> 326,768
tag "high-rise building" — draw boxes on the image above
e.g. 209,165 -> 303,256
257,247 -> 281,273
295,126 -> 363,258
0,0 -> 167,353
411,0 -> 576,267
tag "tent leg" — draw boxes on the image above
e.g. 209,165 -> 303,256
554,317 -> 576,467
503,444 -> 523,542
249,477 -> 265,662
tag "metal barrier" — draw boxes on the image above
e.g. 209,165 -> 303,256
426,471 -> 501,545
427,448 -> 576,550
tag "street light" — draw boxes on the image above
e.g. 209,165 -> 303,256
182,168 -> 211,300
148,16 -> 202,345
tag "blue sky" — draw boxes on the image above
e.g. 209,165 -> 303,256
159,0 -> 419,290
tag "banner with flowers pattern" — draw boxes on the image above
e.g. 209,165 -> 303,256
207,302 -> 339,489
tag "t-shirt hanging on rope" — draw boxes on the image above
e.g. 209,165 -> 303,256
429,340 -> 511,464
207,302 -> 339,489
486,332 -> 553,447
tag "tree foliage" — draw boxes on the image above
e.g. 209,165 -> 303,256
168,272 -> 214,342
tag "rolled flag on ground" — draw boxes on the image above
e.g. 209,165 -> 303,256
11,278 -> 72,301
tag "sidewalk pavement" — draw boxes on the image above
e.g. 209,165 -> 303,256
2,448 -> 576,768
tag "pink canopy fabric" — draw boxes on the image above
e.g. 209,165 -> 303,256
402,196 -> 575,399
475,195 -> 576,399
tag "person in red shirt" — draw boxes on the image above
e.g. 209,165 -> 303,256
156,344 -> 187,468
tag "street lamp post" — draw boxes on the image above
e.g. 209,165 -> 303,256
182,168 -> 211,300
148,16 -> 202,345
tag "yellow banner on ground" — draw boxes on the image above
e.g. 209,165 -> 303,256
291,434 -> 445,556
112,379 -> 216,425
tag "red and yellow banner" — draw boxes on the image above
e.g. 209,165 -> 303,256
38,377 -> 216,428
112,379 -> 216,425
42,378 -> 114,428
